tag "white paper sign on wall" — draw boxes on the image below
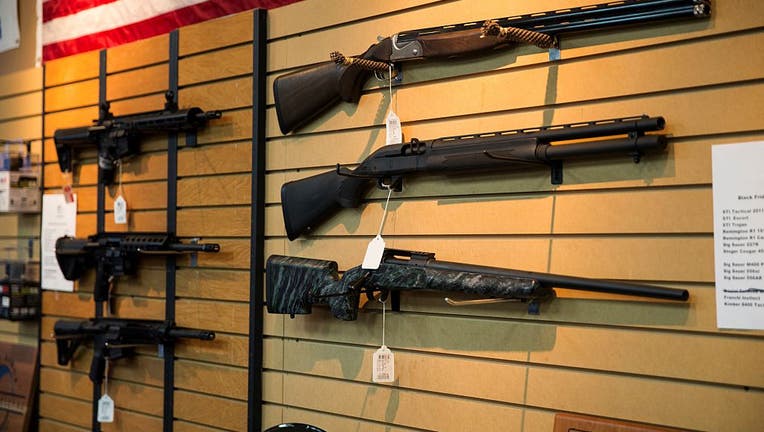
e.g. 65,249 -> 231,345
712,141 -> 764,330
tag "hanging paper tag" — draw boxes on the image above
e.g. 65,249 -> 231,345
97,394 -> 115,423
385,111 -> 402,145
372,345 -> 394,383
362,235 -> 386,269
113,195 -> 127,224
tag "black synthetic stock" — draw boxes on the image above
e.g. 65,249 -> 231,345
281,116 -> 668,240
282,170 -> 370,240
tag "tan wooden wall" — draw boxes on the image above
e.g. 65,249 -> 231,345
33,0 -> 764,431
0,67 -> 42,347
262,0 -> 764,431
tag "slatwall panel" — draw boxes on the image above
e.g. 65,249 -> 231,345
38,11 -> 254,430
0,67 -> 42,346
262,1 -> 764,431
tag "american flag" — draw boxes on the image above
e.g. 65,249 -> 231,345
42,0 -> 301,62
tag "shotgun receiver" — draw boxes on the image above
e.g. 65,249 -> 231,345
54,91 -> 221,185
273,0 -> 711,133
266,249 -> 689,320
54,318 -> 215,384
281,115 -> 668,240
55,232 -> 220,302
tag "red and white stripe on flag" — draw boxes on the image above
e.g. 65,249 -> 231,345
42,0 -> 301,62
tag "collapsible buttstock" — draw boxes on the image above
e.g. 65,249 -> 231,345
54,237 -> 92,281
281,170 -> 369,240
273,61 -> 373,134
53,320 -> 84,366
53,126 -> 93,172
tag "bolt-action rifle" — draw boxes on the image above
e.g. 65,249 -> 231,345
54,318 -> 215,384
54,91 -> 221,184
273,0 -> 711,133
266,249 -> 689,320
55,232 -> 220,303
281,115 -> 668,240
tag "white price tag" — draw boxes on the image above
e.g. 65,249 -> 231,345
385,111 -> 402,145
114,195 -> 127,224
372,345 -> 395,383
362,235 -> 386,269
97,394 -> 115,423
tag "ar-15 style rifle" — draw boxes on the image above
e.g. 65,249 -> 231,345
54,318 -> 215,384
282,115 -> 668,240
55,232 -> 220,303
54,91 -> 221,184
267,249 -> 689,320
273,0 -> 711,133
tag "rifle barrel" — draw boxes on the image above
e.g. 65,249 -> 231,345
385,257 -> 689,301
543,135 -> 666,160
434,116 -> 664,146
168,328 -> 216,340
397,0 -> 709,42
167,242 -> 221,253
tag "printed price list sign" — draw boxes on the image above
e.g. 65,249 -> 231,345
712,141 -> 764,330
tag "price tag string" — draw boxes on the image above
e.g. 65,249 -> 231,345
385,64 -> 402,145
362,184 -> 394,270
380,296 -> 386,347
377,185 -> 394,237
389,65 -> 397,114
103,359 -> 109,396
113,161 -> 128,225
372,296 -> 394,383
117,161 -> 124,198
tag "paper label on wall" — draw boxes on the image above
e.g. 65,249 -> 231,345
712,141 -> 764,330
41,194 -> 77,292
